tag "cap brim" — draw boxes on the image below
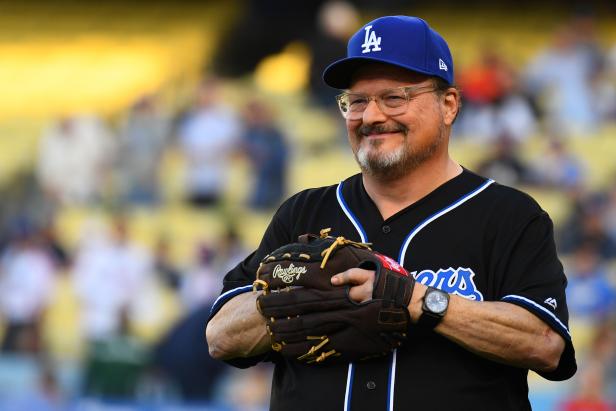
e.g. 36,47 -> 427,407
322,56 -> 440,90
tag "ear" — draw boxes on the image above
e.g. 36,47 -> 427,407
440,88 -> 461,126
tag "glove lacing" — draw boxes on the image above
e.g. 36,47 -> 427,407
318,228 -> 372,269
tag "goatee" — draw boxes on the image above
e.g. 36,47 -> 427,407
353,122 -> 445,180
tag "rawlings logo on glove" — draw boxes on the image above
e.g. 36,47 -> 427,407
272,264 -> 308,283
253,228 -> 415,364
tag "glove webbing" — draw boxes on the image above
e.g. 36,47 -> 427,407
319,229 -> 372,269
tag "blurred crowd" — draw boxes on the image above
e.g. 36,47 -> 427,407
1,1 -> 616,410
0,74 -> 284,410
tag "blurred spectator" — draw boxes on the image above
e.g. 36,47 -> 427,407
0,362 -> 66,411
565,242 -> 616,321
72,215 -> 153,341
459,46 -> 513,107
38,222 -> 69,270
177,77 -> 241,208
531,137 -> 586,190
179,244 -> 220,311
215,226 -> 249,274
599,43 -> 616,121
559,197 -> 616,259
0,222 -> 58,353
241,100 -> 289,210
37,115 -> 115,205
117,95 -> 171,207
82,309 -> 149,399
476,133 -> 535,187
152,303 -> 227,403
153,235 -> 182,291
571,9 -> 614,125
457,46 -> 536,142
590,320 -> 616,400
525,20 -> 602,136
216,363 -> 272,411
213,1 -> 321,77
570,9 -> 605,80
41,262 -> 83,363
602,182 -> 616,245
559,359 -> 615,411
307,1 -> 359,107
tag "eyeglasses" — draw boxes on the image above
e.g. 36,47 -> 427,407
335,84 -> 437,120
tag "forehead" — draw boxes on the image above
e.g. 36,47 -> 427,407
348,63 -> 431,91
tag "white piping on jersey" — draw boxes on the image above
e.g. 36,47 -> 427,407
344,363 -> 354,411
398,179 -> 495,263
502,294 -> 571,338
337,181 -> 363,411
210,285 -> 254,316
388,349 -> 397,411
336,182 -> 368,243
336,177 -> 495,411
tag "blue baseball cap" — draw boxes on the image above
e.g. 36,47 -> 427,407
322,16 -> 454,89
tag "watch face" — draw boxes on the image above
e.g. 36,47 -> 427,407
426,290 -> 449,314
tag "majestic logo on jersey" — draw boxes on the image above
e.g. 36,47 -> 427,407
412,267 -> 483,301
273,264 -> 307,284
544,297 -> 558,309
361,25 -> 382,53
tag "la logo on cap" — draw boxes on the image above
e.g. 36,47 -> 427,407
361,25 -> 381,54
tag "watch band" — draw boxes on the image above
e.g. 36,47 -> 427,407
417,309 -> 443,329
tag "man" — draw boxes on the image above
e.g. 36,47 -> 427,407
178,77 -> 241,207
206,16 -> 576,410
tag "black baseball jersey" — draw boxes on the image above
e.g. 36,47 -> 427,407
208,168 -> 576,411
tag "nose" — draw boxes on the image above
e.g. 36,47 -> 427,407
361,99 -> 387,124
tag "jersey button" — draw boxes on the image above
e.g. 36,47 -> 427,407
366,381 -> 376,390
382,225 -> 391,234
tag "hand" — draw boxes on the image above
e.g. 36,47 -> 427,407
331,268 -> 376,303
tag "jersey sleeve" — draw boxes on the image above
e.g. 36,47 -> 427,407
206,197 -> 295,368
496,211 -> 577,381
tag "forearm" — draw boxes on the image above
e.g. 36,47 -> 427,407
206,291 -> 271,360
409,283 -> 565,371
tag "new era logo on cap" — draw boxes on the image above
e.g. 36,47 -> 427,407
323,15 -> 454,89
439,58 -> 448,71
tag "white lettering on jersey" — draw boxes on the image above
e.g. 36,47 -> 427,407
411,267 -> 484,301
544,297 -> 558,310
361,25 -> 382,53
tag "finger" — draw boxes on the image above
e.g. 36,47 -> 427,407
348,282 -> 373,303
331,268 -> 375,286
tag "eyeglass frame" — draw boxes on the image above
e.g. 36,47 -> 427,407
335,83 -> 438,120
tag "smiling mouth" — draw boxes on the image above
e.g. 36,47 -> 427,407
362,131 -> 403,139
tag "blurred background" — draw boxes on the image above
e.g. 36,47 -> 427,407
0,0 -> 615,410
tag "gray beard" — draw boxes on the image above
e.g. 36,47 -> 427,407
354,124 -> 445,180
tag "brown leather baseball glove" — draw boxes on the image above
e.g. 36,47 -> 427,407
254,228 -> 415,364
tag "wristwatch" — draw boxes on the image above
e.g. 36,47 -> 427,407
418,286 -> 450,329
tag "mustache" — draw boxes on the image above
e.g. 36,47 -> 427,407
357,123 -> 408,137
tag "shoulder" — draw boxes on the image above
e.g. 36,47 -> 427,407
485,182 -> 544,217
461,168 -> 542,215
272,175 -> 360,236
464,169 -> 549,230
278,176 -> 357,213
488,186 -> 556,243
